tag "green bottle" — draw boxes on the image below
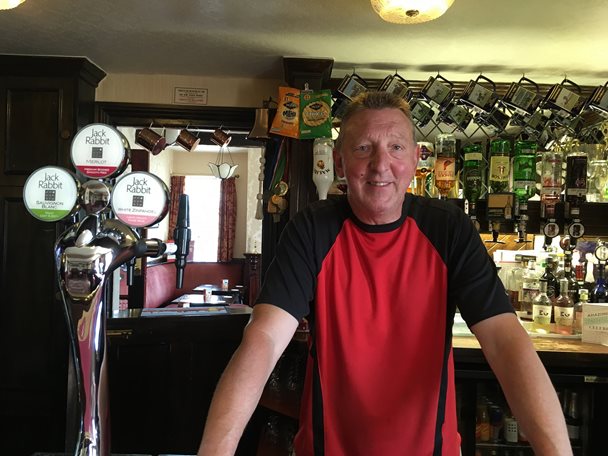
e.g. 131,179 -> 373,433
512,140 -> 538,207
463,144 -> 483,213
489,139 -> 511,193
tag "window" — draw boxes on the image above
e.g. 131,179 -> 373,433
184,175 -> 221,262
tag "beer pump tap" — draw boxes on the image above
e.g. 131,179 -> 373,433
173,193 -> 191,289
23,123 -> 178,456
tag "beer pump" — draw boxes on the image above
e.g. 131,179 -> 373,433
173,193 -> 191,289
23,123 -> 190,456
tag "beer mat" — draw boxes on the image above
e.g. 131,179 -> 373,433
141,306 -> 228,317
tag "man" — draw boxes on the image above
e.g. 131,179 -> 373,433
198,91 -> 571,455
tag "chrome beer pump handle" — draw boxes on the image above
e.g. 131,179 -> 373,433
55,214 -> 144,456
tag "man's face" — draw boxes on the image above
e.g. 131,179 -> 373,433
334,108 -> 418,225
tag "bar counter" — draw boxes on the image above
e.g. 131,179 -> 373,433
105,309 -> 608,455
453,334 -> 608,375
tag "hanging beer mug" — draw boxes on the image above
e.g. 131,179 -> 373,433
336,72 -> 368,100
542,78 -> 584,117
523,109 -> 553,139
409,99 -> 435,128
437,101 -> 473,131
501,76 -> 542,116
585,81 -> 608,118
312,137 -> 334,200
474,107 -> 510,133
419,74 -> 454,107
379,72 -> 413,100
458,74 -> 498,114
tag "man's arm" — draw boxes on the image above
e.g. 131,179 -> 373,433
198,303 -> 299,456
471,313 -> 572,456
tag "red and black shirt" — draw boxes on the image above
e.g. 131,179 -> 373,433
257,194 -> 512,456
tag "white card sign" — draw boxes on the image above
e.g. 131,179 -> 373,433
174,87 -> 208,105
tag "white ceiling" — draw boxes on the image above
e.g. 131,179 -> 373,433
2,0 -> 608,86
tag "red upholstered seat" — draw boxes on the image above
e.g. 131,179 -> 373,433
144,261 -> 246,308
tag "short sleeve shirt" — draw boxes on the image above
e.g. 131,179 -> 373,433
256,194 -> 512,456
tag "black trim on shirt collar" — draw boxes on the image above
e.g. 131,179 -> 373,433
348,196 -> 409,233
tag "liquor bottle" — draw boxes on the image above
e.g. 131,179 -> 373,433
533,278 -> 553,333
587,144 -> 608,202
476,404 -> 490,442
565,144 -> 588,207
312,137 -> 334,200
539,147 -> 563,220
563,254 -> 579,303
488,139 -> 511,193
512,140 -> 537,204
554,279 -> 574,335
462,144 -> 483,214
507,263 -> 523,312
573,288 -> 588,335
591,265 -> 607,303
414,142 -> 435,197
592,243 -> 608,303
541,257 -> 559,301
575,263 -> 585,291
565,391 -> 581,444
434,133 -> 457,199
521,259 -> 540,317
584,253 -> 597,294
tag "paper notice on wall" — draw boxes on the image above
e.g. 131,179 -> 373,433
173,87 -> 208,105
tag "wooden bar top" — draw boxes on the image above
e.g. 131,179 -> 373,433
453,334 -> 608,355
453,335 -> 608,375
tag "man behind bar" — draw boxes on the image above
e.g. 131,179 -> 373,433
198,91 -> 571,455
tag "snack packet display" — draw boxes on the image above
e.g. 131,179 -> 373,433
270,86 -> 301,139
299,89 -> 333,140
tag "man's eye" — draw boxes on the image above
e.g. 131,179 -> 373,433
354,145 -> 370,153
391,144 -> 404,151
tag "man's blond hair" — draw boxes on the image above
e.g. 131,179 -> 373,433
335,91 -> 416,150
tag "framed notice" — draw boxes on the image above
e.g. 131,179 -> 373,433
173,87 -> 208,106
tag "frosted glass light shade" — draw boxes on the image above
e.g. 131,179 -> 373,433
0,0 -> 26,9
370,0 -> 455,24
209,162 -> 238,179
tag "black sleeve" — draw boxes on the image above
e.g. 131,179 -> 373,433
255,208 -> 317,321
447,208 -> 514,328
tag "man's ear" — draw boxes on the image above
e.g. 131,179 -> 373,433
333,148 -> 345,178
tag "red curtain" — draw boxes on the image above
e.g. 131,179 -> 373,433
218,177 -> 237,262
168,175 -> 185,241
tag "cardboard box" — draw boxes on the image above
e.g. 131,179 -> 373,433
582,303 -> 608,345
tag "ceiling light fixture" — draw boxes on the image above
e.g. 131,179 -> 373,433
0,0 -> 26,10
370,0 -> 455,24
208,128 -> 238,179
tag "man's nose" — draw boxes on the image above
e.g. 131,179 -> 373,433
369,147 -> 391,171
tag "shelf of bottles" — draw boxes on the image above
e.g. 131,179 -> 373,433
330,72 -> 608,242
327,72 -> 608,341
463,380 -> 586,456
